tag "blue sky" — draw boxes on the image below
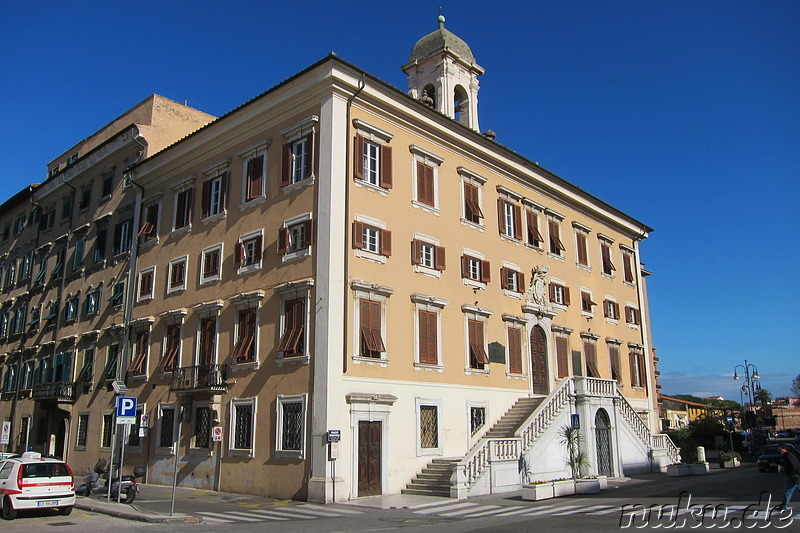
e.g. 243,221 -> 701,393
2,1 -> 798,400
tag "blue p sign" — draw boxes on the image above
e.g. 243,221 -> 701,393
117,397 -> 137,418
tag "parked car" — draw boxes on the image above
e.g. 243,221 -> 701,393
758,443 -> 799,472
0,451 -> 75,520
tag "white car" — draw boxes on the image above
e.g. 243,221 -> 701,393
0,451 -> 75,520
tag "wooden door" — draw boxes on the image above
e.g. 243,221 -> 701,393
530,326 -> 549,394
358,421 -> 382,496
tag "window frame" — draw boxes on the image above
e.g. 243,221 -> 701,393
234,230 -> 263,274
173,184 -> 194,232
353,216 -> 391,263
415,398 -> 443,456
278,214 -> 313,262
229,397 -> 257,457
200,244 -> 223,284
546,214 -> 566,258
232,307 -> 258,364
410,145 -> 444,213
412,293 -> 447,370
276,394 -> 307,459
582,334 -> 600,378
157,403 -> 178,454
239,141 -> 269,204
168,256 -> 188,293
137,266 -> 155,301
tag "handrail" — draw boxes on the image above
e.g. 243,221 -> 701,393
517,378 -> 573,450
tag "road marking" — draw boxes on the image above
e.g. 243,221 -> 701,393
291,506 -> 353,517
196,515 -> 236,524
523,504 -> 570,516
322,505 -> 364,514
547,505 -> 584,516
416,502 -> 478,514
493,506 -> 535,516
586,506 -> 621,515
247,509 -> 308,520
225,510 -> 285,521
197,511 -> 267,522
441,505 -> 501,517
553,504 -> 610,515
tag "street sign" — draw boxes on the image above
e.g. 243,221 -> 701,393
327,430 -> 341,443
0,420 -> 10,445
116,396 -> 137,425
212,426 -> 222,442
571,413 -> 580,429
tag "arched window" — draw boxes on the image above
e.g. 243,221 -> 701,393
454,85 -> 469,126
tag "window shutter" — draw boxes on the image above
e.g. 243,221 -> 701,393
603,300 -> 610,318
527,211 -> 543,245
623,253 -> 634,282
281,142 -> 292,187
513,205 -> 522,240
278,227 -> 288,255
577,233 -> 587,265
497,198 -> 505,234
254,235 -> 263,257
434,246 -> 446,270
460,255 -> 469,278
247,156 -> 263,199
219,173 -> 228,211
629,351 -> 638,386
379,229 -> 392,256
354,135 -> 364,179
416,162 -> 426,203
411,239 -> 422,265
563,286 -> 571,306
303,220 -> 314,247
556,337 -> 569,378
201,180 -> 211,219
175,192 -> 187,228
508,328 -> 522,374
500,267 -> 509,290
379,144 -> 392,189
352,221 -> 364,249
234,242 -> 243,268
548,283 -> 556,302
480,260 -> 491,283
304,133 -> 314,178
518,271 -> 525,291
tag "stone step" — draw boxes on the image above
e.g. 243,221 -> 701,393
401,486 -> 451,497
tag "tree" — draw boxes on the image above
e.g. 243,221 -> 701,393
792,375 -> 800,397
755,389 -> 773,404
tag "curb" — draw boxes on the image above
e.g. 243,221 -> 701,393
75,499 -> 201,523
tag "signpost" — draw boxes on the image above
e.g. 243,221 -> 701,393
1,420 -> 10,447
571,413 -> 580,430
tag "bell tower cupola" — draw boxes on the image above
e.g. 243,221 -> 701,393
403,14 -> 484,131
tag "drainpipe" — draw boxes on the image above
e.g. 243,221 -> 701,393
632,231 -> 655,434
342,73 -> 365,374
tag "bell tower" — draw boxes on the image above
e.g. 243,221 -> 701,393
402,15 -> 484,132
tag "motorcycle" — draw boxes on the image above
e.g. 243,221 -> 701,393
76,459 -> 145,504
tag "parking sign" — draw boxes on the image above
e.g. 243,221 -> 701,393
116,397 -> 137,425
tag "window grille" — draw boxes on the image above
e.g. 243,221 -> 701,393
470,407 -> 486,436
195,407 -> 211,448
159,408 -> 175,448
234,403 -> 253,450
420,405 -> 438,448
281,402 -> 302,450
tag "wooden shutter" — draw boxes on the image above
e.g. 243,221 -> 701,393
434,246 -> 446,270
584,341 -> 598,377
497,198 -> 506,235
468,320 -> 489,365
500,267 -> 509,290
527,211 -> 543,245
247,155 -> 263,200
623,252 -> 634,282
418,310 -> 437,364
548,283 -> 556,302
610,345 -> 621,382
508,327 -> 522,374
379,144 -> 392,189
353,135 -> 364,179
417,162 -> 434,206
518,271 -> 525,292
352,221 -> 364,249
303,220 -> 314,247
577,233 -> 588,265
304,133 -> 314,179
629,350 -> 638,386
278,227 -> 288,255
411,239 -> 422,265
160,325 -> 181,370
513,205 -> 522,240
479,260 -> 491,283
234,242 -> 243,268
556,336 -> 569,378
254,235 -> 263,259
563,286 -> 571,306
379,229 -> 392,256
461,255 -> 470,278
201,180 -> 211,219
219,173 -> 228,210
281,142 -> 292,187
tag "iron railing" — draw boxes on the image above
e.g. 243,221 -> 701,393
169,364 -> 228,392
32,381 -> 76,402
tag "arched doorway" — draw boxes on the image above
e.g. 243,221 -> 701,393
595,409 -> 613,477
530,326 -> 548,394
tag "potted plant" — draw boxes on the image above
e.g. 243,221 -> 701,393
559,424 -> 591,493
689,462 -> 710,475
666,463 -> 692,476
522,480 -> 555,501
552,478 -> 576,497
721,452 -> 741,468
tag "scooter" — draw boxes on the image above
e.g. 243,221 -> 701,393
76,459 -> 145,504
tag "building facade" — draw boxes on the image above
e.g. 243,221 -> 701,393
1,21 -> 676,503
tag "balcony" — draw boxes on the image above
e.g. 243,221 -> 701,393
170,364 -> 228,393
32,381 -> 76,403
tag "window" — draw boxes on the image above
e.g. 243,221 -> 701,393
548,217 -> 565,257
230,398 -> 256,454
500,266 -> 524,294
85,287 -> 102,315
353,220 -> 391,257
64,296 -> 79,322
621,247 -> 635,284
128,330 -> 149,377
497,197 -> 522,240
198,317 -> 218,366
609,343 -> 622,383
4,259 -> 15,286
168,256 -> 187,292
417,308 -> 439,366
112,219 -> 133,255
1,223 -> 9,241
20,251 -> 33,280
0,312 -> 8,338
463,182 -> 483,225
600,240 -> 616,276
232,308 -> 257,363
79,183 -> 92,210
629,346 -> 646,389
72,238 -> 86,271
244,153 -> 266,201
507,326 -> 523,374
580,290 -> 596,314
603,299 -> 620,320
574,225 -> 590,267
201,244 -> 222,283
583,336 -> 600,378
127,406 -> 144,448
359,299 -> 385,358
11,304 -> 27,334
138,267 -> 154,300
77,349 -> 94,383
554,331 -> 570,378
278,218 -> 313,257
51,247 -> 65,279
411,145 -> 443,211
235,231 -> 263,271
419,404 -> 439,450
354,134 -> 393,188
158,405 -> 176,449
276,395 -> 306,458
549,281 -> 570,306
625,305 -> 641,326
174,187 -> 194,230
283,136 -> 312,185
101,169 -> 114,198
40,208 -> 55,231
411,238 -> 445,273
467,319 -> 489,370
2,364 -> 17,393
20,361 -> 35,390
278,298 -> 306,357
14,213 -> 26,235
159,323 -> 182,371
416,162 -> 435,207
201,173 -> 227,218
101,413 -> 113,448
94,226 -> 107,262
109,282 -> 124,307
194,405 -> 212,449
103,344 -> 119,380
61,197 -> 72,220
76,414 -> 89,449
460,253 -> 490,284
139,202 -> 159,242
470,406 -> 486,436
44,299 -> 59,325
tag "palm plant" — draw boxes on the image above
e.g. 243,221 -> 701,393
559,424 -> 590,480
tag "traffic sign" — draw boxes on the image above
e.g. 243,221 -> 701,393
116,396 -> 137,425
1,420 -> 10,445
571,413 -> 580,429
212,426 -> 222,442
327,430 -> 341,443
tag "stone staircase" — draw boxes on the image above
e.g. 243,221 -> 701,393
402,397 -> 545,497
401,458 -> 460,496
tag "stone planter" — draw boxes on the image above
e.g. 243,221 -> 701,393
575,478 -> 602,494
553,480 -> 576,497
522,482 -> 554,501
689,462 -> 709,475
723,458 -> 740,469
667,464 -> 692,477
598,476 -> 608,490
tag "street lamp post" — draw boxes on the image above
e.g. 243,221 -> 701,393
733,359 -> 761,452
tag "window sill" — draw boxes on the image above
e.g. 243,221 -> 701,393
237,263 -> 262,276
460,218 -> 485,231
413,265 -> 442,278
100,195 -> 111,204
228,449 -> 254,458
414,363 -> 444,373
417,448 -> 443,457
581,311 -> 595,319
547,252 -> 565,262
551,303 -> 568,312
601,273 -> 615,280
354,179 -> 389,196
137,295 -> 154,303
201,211 -> 227,226
127,372 -> 148,382
140,237 -> 159,249
352,355 -> 388,367
623,281 -> 636,288
200,276 -> 220,285
500,234 -> 521,245
232,360 -> 259,372
240,196 -> 266,211
188,448 -> 213,458
502,289 -> 523,300
577,264 -> 592,272
355,249 -> 387,264
166,286 -> 186,295
465,368 -> 490,376
276,354 -> 310,367
627,324 -> 640,330
605,318 -> 619,325
411,200 -> 440,216
275,450 -> 304,460
463,278 -> 487,290
506,372 -> 527,380
156,446 -> 176,457
282,176 -> 315,194
170,225 -> 192,238
282,248 -> 311,263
